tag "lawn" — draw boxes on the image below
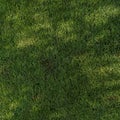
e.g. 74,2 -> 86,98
0,0 -> 120,120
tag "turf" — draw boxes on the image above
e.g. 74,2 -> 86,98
0,0 -> 120,120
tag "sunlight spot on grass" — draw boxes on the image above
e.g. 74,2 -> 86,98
56,20 -> 77,42
32,18 -> 52,32
97,62 -> 120,76
9,100 -> 20,110
17,38 -> 36,48
72,54 -> 120,88
32,22 -> 52,31
65,34 -> 77,42
32,13 -> 53,32
57,21 -> 74,33
85,5 -> 120,26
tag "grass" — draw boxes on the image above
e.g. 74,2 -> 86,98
0,0 -> 120,120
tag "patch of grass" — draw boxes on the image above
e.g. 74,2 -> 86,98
0,0 -> 120,120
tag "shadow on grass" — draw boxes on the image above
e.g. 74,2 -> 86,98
0,0 -> 120,120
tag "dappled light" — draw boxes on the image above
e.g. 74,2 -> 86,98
9,100 -> 20,111
85,5 -> 120,26
56,20 -> 77,42
32,13 -> 53,32
17,37 -> 36,48
0,0 -> 120,120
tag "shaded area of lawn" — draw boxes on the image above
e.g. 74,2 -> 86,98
0,0 -> 120,120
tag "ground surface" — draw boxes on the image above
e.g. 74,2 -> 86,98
0,0 -> 120,120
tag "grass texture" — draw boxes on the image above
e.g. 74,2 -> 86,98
0,0 -> 120,120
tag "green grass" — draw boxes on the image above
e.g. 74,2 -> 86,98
0,0 -> 120,120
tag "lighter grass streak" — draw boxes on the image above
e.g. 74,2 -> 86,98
85,5 -> 120,25
17,38 -> 36,48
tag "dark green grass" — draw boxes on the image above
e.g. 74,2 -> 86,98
0,0 -> 120,120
